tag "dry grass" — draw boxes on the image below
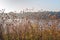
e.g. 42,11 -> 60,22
0,18 -> 60,40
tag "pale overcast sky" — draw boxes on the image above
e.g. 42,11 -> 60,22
0,0 -> 60,12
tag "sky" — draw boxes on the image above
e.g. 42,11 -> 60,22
0,0 -> 60,13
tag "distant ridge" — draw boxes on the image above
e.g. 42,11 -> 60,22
0,11 -> 60,20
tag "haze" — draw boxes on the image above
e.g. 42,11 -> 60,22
0,0 -> 60,13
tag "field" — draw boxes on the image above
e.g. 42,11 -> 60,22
0,11 -> 60,40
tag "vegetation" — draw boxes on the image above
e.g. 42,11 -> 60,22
0,11 -> 60,40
